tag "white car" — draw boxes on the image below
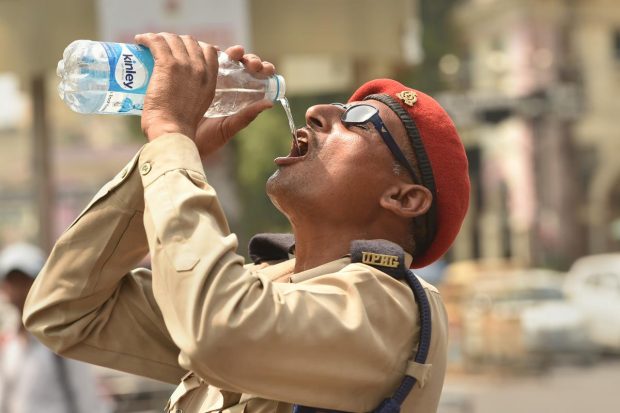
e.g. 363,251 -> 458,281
564,254 -> 620,352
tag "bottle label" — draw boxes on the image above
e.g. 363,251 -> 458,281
98,42 -> 153,114
98,92 -> 145,115
101,42 -> 153,94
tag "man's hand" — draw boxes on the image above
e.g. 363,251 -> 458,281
193,45 -> 275,158
135,32 -> 218,141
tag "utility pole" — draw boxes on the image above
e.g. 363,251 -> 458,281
31,75 -> 54,252
552,0 -> 586,266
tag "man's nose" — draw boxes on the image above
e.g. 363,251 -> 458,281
305,104 -> 342,132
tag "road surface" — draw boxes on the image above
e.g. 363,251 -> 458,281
441,358 -> 620,413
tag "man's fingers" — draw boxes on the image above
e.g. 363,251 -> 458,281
224,45 -> 245,61
223,100 -> 274,135
240,54 -> 276,77
181,35 -> 206,66
201,43 -> 219,82
159,32 -> 190,60
212,47 -> 277,77
239,100 -> 274,118
135,33 -> 173,62
241,54 -> 264,73
261,61 -> 276,77
198,41 -> 220,52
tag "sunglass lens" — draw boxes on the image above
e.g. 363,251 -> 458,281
343,105 -> 376,124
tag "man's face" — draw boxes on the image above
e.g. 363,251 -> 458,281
266,100 -> 410,224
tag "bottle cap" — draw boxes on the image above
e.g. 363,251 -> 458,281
266,75 -> 286,101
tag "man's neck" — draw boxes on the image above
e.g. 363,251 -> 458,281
293,236 -> 348,273
292,223 -> 384,273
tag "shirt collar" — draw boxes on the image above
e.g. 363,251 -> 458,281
256,250 -> 414,283
290,257 -> 352,283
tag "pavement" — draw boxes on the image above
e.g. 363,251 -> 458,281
441,357 -> 620,413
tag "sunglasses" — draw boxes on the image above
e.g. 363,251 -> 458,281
332,103 -> 419,183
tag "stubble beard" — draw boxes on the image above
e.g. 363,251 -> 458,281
266,166 -> 313,216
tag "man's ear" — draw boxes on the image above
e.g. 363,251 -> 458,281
379,183 -> 432,218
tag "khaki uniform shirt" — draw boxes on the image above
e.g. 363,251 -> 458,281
23,134 -> 448,413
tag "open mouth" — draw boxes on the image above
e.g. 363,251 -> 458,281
290,131 -> 309,157
275,129 -> 310,165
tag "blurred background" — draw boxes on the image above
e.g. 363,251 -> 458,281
0,0 -> 619,412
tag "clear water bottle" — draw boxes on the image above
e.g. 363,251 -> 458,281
57,40 -> 286,117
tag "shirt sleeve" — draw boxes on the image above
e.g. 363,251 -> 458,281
23,151 -> 186,385
139,134 -> 425,412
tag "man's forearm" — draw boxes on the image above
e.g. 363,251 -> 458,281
24,152 -> 185,383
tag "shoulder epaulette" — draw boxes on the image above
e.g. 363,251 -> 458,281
248,233 -> 295,264
350,239 -> 407,279
296,240 -> 431,413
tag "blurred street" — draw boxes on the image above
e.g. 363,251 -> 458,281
442,358 -> 620,413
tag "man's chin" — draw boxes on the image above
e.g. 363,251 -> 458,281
266,167 -> 307,212
266,168 -> 287,200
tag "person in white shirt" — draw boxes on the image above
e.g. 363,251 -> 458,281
0,243 -> 112,413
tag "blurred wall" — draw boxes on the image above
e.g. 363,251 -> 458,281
0,0 -> 424,251
0,0 -> 97,78
449,0 -> 620,268
250,0 -> 420,94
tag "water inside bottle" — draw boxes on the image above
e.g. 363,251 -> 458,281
279,97 -> 299,151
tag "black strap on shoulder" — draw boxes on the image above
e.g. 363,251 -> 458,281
293,240 -> 433,413
248,233 -> 295,264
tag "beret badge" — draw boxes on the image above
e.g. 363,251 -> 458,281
396,91 -> 418,106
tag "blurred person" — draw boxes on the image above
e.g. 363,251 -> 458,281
0,243 -> 112,413
23,33 -> 469,413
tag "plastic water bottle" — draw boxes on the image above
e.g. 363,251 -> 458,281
57,40 -> 286,117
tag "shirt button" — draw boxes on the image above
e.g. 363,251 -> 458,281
140,162 -> 152,175
120,168 -> 128,179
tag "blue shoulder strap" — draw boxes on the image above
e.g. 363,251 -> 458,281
293,240 -> 433,413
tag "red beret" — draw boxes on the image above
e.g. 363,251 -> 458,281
348,79 -> 470,268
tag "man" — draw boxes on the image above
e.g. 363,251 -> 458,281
24,33 -> 469,412
0,243 -> 112,413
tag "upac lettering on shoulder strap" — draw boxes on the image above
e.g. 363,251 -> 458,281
292,240 -> 433,413
248,233 -> 295,264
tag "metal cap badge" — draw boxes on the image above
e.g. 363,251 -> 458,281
396,91 -> 418,106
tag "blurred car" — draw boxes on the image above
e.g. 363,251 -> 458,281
439,259 -> 524,370
438,387 -> 474,413
564,253 -> 620,353
460,270 -> 595,371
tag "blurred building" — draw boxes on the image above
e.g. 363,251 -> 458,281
442,0 -> 620,268
250,0 -> 422,94
0,0 -> 423,249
